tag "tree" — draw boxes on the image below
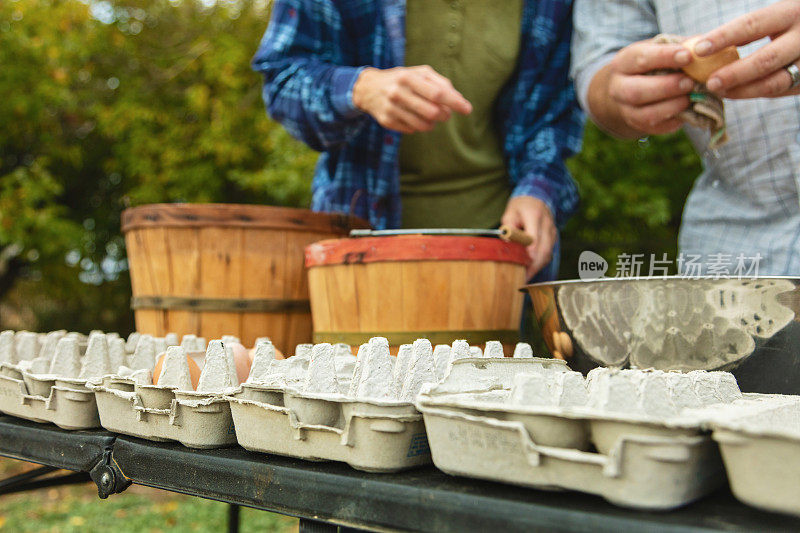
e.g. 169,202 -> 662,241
0,0 -> 315,333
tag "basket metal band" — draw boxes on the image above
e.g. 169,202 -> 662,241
313,329 -> 519,346
131,296 -> 311,313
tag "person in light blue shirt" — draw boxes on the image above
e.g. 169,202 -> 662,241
572,0 -> 800,275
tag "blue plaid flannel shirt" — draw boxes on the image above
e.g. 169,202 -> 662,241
252,0 -> 583,230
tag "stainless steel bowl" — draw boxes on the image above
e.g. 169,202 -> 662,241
524,276 -> 800,394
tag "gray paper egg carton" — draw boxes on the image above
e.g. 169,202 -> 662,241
88,338 -> 239,449
227,338 -> 431,472
228,383 -> 428,472
414,365 -> 762,511
706,395 -> 800,517
0,329 -> 117,429
557,367 -> 747,451
0,329 -> 199,430
227,338 -> 547,472
0,363 -> 100,430
89,375 -> 236,449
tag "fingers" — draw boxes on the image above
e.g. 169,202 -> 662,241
356,66 -> 472,133
518,207 -> 541,253
723,62 -> 800,98
693,2 -> 800,56
501,203 -> 535,274
618,95 -> 690,134
389,83 -> 451,123
500,209 -> 523,235
519,208 -> 556,279
614,42 -> 691,75
382,105 -> 436,134
529,223 -> 556,279
609,72 -> 694,106
411,66 -> 473,114
516,203 -> 548,278
501,197 -> 559,278
607,41 -> 695,135
374,66 -> 471,133
707,30 -> 800,92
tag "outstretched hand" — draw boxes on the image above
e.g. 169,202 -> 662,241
352,65 -> 472,134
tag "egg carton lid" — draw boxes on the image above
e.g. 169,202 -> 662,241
422,356 -> 787,432
443,356 -> 568,388
422,374 -> 787,429
708,394 -> 800,441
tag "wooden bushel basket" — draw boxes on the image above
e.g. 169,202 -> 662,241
122,203 -> 369,353
305,235 -> 528,353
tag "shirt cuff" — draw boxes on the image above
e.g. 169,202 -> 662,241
574,52 -> 615,122
331,65 -> 368,119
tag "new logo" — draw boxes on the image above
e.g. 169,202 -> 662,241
578,251 -> 608,280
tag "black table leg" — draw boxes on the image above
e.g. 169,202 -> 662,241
228,503 -> 240,533
0,464 -> 91,496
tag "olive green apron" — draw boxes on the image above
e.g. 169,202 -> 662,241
399,0 -> 523,229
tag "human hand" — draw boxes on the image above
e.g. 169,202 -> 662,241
501,196 -> 556,279
602,39 -> 695,135
693,0 -> 800,98
352,65 -> 473,134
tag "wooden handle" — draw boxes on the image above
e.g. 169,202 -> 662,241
499,225 -> 534,246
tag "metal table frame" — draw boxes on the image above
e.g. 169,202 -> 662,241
1,415 -> 799,532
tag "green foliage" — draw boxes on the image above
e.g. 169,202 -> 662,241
560,123 -> 701,278
0,0 -> 315,333
0,160 -> 83,260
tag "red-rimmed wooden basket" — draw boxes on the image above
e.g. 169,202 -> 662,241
305,235 -> 528,353
122,203 -> 369,353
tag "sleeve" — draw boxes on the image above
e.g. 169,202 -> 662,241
251,0 -> 370,152
571,0 -> 660,116
499,0 -> 584,228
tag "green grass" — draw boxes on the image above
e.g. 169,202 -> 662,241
0,459 -> 298,533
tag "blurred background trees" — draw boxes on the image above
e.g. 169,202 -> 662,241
0,0 -> 701,335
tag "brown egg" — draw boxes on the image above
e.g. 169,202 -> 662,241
229,342 -> 252,384
152,352 -> 202,390
682,35 -> 740,83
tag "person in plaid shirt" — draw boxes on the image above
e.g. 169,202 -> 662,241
252,0 -> 583,280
